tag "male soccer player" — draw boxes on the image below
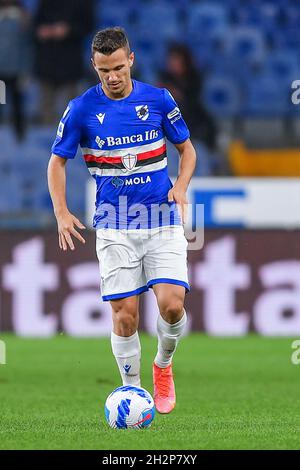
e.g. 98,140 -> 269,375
48,27 -> 196,414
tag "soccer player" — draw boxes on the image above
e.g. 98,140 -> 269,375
48,27 -> 196,414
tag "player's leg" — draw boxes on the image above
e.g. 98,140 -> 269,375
96,228 -> 147,388
152,283 -> 187,413
143,225 -> 189,413
152,283 -> 187,368
110,295 -> 142,387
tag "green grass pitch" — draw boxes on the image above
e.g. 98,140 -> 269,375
0,334 -> 299,450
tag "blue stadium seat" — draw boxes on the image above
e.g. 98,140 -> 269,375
224,27 -> 266,65
20,0 -> 39,14
24,80 -> 41,120
245,73 -> 289,117
202,76 -> 241,117
233,2 -> 279,31
284,4 -> 300,28
0,174 -> 22,212
132,38 -> 166,81
186,3 -> 228,39
134,3 -> 182,41
263,51 -> 300,86
98,1 -> 136,30
271,27 -> 300,50
208,54 -> 252,82
187,27 -> 229,69
167,139 -> 212,177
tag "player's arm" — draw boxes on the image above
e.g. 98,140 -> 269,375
161,88 -> 196,224
48,154 -> 86,251
48,101 -> 86,251
168,138 -> 196,224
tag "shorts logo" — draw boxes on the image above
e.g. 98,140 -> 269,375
135,105 -> 149,121
167,106 -> 181,124
121,153 -> 137,171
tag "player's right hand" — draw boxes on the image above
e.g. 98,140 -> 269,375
56,211 -> 86,251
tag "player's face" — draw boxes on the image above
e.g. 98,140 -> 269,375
92,48 -> 134,98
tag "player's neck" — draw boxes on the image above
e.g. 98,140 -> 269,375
102,79 -> 133,101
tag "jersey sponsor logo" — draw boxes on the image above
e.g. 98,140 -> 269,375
95,136 -> 105,149
110,175 -> 151,188
96,112 -> 105,124
106,129 -> 158,147
111,176 -> 124,188
167,106 -> 181,124
135,104 -> 149,121
121,153 -> 137,171
124,175 -> 151,185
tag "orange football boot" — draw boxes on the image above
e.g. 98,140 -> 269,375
153,363 -> 176,414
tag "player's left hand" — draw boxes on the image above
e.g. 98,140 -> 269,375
168,183 -> 188,224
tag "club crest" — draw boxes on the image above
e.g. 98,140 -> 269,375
135,105 -> 149,121
121,153 -> 137,171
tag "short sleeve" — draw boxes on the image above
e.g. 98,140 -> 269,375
51,100 -> 81,159
161,88 -> 190,144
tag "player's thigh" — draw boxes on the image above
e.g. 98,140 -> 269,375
143,226 -> 189,287
96,229 -> 146,298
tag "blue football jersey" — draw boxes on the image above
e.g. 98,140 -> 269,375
51,79 -> 190,229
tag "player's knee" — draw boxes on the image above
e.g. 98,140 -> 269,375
159,298 -> 184,324
111,304 -> 138,336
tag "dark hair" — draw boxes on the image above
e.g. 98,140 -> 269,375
92,27 -> 130,57
167,43 -> 196,75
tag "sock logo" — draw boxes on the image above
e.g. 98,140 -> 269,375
123,364 -> 131,374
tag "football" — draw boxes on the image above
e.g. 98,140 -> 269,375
104,385 -> 155,429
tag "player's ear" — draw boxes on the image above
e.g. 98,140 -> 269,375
129,52 -> 134,68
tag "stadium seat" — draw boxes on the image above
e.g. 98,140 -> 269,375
202,76 -> 241,117
263,50 -> 300,86
245,73 -> 289,117
271,27 -> 300,49
20,0 -> 39,14
186,3 -> 228,39
233,2 -> 279,32
134,3 -> 182,41
132,38 -> 166,81
0,174 -> 22,212
98,1 -> 136,30
224,27 -> 266,65
284,3 -> 300,28
187,27 -> 229,70
23,80 -> 41,120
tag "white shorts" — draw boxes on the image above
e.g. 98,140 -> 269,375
96,225 -> 190,301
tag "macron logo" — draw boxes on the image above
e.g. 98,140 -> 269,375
96,113 -> 105,124
123,364 -> 131,374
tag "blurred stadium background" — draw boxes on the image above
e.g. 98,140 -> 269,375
2,0 -> 300,451
1,0 -> 300,336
